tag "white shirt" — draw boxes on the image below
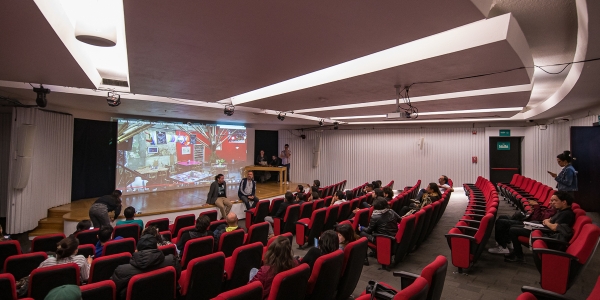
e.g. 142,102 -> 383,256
280,149 -> 291,165
38,255 -> 90,281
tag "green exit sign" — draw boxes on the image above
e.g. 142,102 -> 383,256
497,141 -> 511,150
499,129 -> 511,136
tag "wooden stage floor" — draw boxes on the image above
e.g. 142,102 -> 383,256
58,181 -> 304,222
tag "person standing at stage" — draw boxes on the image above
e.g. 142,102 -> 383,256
239,171 -> 259,210
207,174 -> 232,219
89,190 -> 122,228
280,144 -> 291,184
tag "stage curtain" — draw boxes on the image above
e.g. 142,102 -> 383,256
6,107 -> 73,234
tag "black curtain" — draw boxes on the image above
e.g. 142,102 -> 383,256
71,119 -> 117,201
254,130 -> 279,163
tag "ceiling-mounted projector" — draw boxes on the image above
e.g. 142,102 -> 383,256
387,111 -> 418,119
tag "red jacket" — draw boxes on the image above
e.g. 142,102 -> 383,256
249,261 -> 298,299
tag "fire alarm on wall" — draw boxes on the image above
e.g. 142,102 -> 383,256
472,130 -> 477,135
472,156 -> 478,163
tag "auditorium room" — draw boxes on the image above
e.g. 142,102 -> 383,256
1,1 -> 600,299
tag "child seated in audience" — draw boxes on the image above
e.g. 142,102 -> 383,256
213,212 -> 239,243
116,206 -> 144,229
73,220 -> 92,235
336,224 -> 359,249
95,225 -> 123,258
300,230 -> 339,269
38,236 -> 92,282
249,236 -> 298,299
176,215 -> 212,254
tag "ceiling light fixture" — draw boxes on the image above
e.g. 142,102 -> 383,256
224,104 -> 235,116
107,91 -> 121,107
74,1 -> 118,47
277,112 -> 286,121
33,85 -> 50,108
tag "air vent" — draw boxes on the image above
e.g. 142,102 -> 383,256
102,78 -> 129,87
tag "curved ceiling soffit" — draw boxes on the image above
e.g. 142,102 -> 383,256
515,0 -> 588,120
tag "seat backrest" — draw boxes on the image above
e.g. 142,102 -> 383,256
159,244 -> 177,257
103,237 -> 136,256
145,218 -> 170,232
114,224 -> 141,242
247,222 -> 270,246
29,263 -> 80,299
281,205 -> 300,234
337,238 -> 368,300
75,228 -> 100,246
185,252 -> 225,300
269,198 -> 284,216
253,200 -> 271,223
337,202 -> 352,222
306,250 -> 344,300
226,242 -> 263,291
268,264 -> 311,300
218,229 -> 245,257
0,273 -> 16,300
209,220 -> 227,232
4,252 -> 47,281
266,232 -> 293,249
172,214 -> 196,237
89,252 -> 132,283
566,224 -> 600,265
0,240 -> 21,271
175,225 -> 196,242
570,216 -> 592,243
312,199 -> 325,211
31,233 -> 66,253
324,196 -> 333,207
573,209 -> 587,219
323,205 -> 339,231
419,255 -> 448,300
126,266 -> 176,300
394,277 -> 429,300
80,280 -> 117,300
214,281 -> 263,300
181,235 -> 214,270
199,210 -> 218,222
300,202 -> 314,219
78,244 -> 96,258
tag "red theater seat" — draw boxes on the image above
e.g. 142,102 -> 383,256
80,280 -> 117,300
267,264 -> 311,300
126,266 -> 176,300
213,281 -> 263,300
179,252 -> 225,300
28,263 -> 80,300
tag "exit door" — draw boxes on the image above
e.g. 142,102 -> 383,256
489,137 -> 522,185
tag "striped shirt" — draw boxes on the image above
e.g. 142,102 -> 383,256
38,255 -> 90,281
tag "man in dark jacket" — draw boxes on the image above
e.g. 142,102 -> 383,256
176,215 -> 213,255
238,171 -> 259,210
264,192 -> 294,237
359,198 -> 400,243
207,174 -> 231,219
111,234 -> 181,300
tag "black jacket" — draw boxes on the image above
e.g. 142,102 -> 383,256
111,249 -> 181,300
270,157 -> 281,166
364,209 -> 400,237
95,195 -> 122,218
207,181 -> 226,205
256,155 -> 268,165
176,229 -> 214,253
274,202 -> 292,218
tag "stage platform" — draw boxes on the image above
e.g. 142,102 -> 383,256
50,181 -> 304,236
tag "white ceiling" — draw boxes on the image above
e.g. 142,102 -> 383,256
0,0 -> 598,128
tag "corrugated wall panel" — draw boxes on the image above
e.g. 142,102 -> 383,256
0,113 -> 12,218
279,127 -> 486,189
531,115 -> 598,187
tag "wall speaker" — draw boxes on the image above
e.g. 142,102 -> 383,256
12,157 -> 32,189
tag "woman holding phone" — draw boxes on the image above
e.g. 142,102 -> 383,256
548,150 -> 578,198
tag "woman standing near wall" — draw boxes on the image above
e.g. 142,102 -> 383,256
548,150 -> 578,198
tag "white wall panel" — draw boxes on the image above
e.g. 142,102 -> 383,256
279,128 -> 486,189
0,113 -> 12,218
530,115 -> 598,188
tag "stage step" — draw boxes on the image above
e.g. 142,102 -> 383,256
29,208 -> 70,237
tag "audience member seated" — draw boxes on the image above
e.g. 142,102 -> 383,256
264,192 -> 294,237
399,182 -> 441,216
308,186 -> 320,201
38,236 -> 92,282
294,185 -> 305,196
489,197 -> 558,254
95,225 -> 123,258
359,188 -> 386,209
249,236 -> 298,299
304,180 -> 320,194
214,212 -> 240,243
331,191 -> 348,206
345,190 -> 354,201
176,215 -> 213,254
437,175 -> 454,193
44,284 -> 82,300
336,224 -> 358,250
357,184 -> 374,197
504,191 -> 575,263
73,220 -> 92,235
111,234 -> 181,300
116,206 -> 144,229
142,225 -> 173,248
359,199 -> 400,244
239,171 -> 259,210
295,193 -> 307,206
372,180 -> 382,189
382,187 -> 394,201
300,230 -> 339,269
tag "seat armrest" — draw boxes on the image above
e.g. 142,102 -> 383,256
455,226 -> 478,236
393,271 -> 419,289
459,219 -> 481,225
445,233 -> 477,241
530,237 -> 570,247
520,286 -> 570,300
532,248 -> 579,261
373,233 -> 396,240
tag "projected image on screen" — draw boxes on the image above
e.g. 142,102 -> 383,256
116,119 -> 246,194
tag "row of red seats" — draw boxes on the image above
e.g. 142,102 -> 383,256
497,174 -> 555,213
318,180 -> 347,198
446,176 -> 499,274
517,275 -> 600,300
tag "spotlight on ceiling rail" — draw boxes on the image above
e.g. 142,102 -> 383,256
33,85 -> 50,108
319,119 -> 324,126
333,122 -> 339,130
107,92 -> 121,107
277,112 -> 286,121
224,104 -> 235,116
